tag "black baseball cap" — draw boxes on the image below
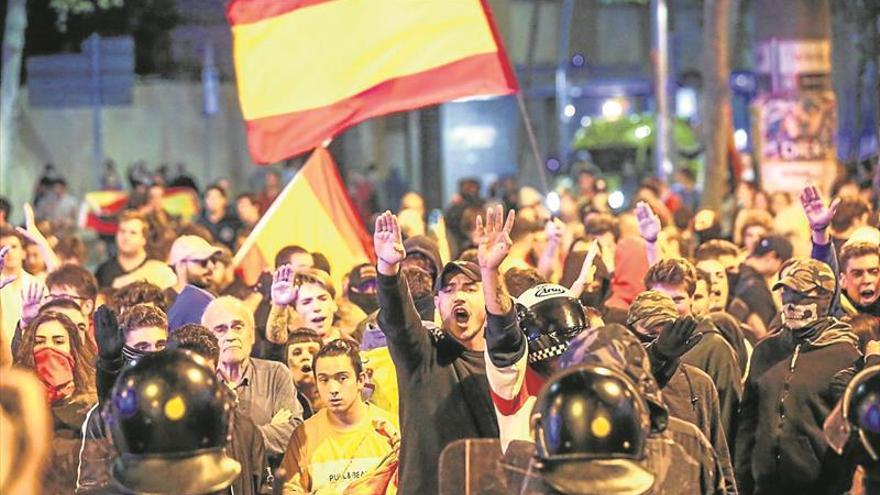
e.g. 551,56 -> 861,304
435,260 -> 482,293
750,234 -> 793,262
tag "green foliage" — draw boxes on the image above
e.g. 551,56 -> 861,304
49,0 -> 123,31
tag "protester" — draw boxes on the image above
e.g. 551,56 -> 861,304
75,303 -> 170,493
284,327 -> 323,417
13,311 -> 96,493
279,339 -> 399,494
267,266 -> 342,344
374,210 -> 499,494
643,257 -> 743,446
731,234 -> 793,340
166,235 -> 220,329
626,290 -> 737,493
1,228 -> 35,350
198,184 -> 242,249
736,258 -> 861,494
94,210 -> 176,289
236,193 -> 263,229
202,295 -> 303,456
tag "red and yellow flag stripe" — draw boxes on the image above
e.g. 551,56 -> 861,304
233,147 -> 374,289
228,0 -> 518,163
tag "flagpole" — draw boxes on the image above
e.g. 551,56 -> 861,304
516,92 -> 551,194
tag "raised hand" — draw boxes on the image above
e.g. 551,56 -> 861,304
800,185 -> 839,232
635,201 -> 661,243
94,305 -> 124,360
430,212 -> 447,240
15,203 -> 60,272
374,211 -> 405,274
476,204 -> 515,272
544,217 -> 565,247
652,316 -> 702,360
271,264 -> 298,306
0,246 -> 16,290
15,203 -> 44,246
19,281 -> 46,327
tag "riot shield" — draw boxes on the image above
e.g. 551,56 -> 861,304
438,439 -> 509,495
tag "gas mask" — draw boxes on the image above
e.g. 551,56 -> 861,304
781,289 -> 831,330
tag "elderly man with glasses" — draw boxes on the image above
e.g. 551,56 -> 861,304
202,296 -> 304,460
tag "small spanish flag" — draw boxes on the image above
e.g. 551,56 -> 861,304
232,147 -> 374,288
227,0 -> 518,163
80,188 -> 200,235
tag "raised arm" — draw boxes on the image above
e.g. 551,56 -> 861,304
636,201 -> 661,267
266,264 -> 300,345
374,211 -> 431,371
537,218 -> 564,282
568,240 -> 599,298
16,203 -> 61,272
478,205 -> 516,316
430,213 -> 452,266
800,185 -> 840,274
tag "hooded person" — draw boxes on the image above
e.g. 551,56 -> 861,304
346,263 -> 379,315
604,237 -> 650,323
736,258 -> 861,495
626,291 -> 737,495
402,235 -> 443,285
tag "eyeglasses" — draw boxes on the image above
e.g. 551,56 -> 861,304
186,258 -> 214,268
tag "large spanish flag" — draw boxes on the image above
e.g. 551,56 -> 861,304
228,0 -> 518,164
233,147 -> 374,288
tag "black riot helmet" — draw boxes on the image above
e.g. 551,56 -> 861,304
846,365 -> 880,461
105,349 -> 241,495
531,364 -> 655,495
516,284 -> 588,376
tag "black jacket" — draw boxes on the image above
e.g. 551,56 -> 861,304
735,328 -> 861,495
662,363 -> 737,495
682,319 -> 743,450
377,272 -> 499,495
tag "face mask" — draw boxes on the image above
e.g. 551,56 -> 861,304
348,291 -> 379,315
781,291 -> 831,330
121,344 -> 150,364
34,347 -> 75,403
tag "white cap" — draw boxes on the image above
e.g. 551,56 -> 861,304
168,236 -> 222,266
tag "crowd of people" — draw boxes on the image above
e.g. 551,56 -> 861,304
0,163 -> 878,495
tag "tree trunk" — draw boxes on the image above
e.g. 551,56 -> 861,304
700,0 -> 732,211
0,0 -> 27,197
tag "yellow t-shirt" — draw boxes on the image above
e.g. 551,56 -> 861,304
281,404 -> 398,494
360,347 -> 399,423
